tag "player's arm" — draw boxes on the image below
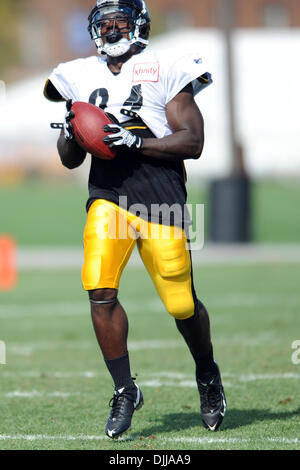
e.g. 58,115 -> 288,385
57,130 -> 87,170
140,83 -> 204,161
56,96 -> 87,170
103,83 -> 204,161
44,80 -> 87,169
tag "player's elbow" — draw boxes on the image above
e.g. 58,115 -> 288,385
57,135 -> 86,169
61,159 -> 80,170
60,153 -> 86,169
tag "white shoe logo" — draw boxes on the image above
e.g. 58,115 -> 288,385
134,385 -> 140,408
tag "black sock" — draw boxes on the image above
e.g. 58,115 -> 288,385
195,346 -> 219,382
175,300 -> 218,381
104,353 -> 135,390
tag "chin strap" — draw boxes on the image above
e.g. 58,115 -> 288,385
102,38 -> 131,57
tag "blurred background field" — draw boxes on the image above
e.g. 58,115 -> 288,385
0,178 -> 299,245
1,0 -> 300,245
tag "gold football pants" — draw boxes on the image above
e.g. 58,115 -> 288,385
82,199 -> 195,320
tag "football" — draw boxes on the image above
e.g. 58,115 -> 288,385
71,102 -> 117,160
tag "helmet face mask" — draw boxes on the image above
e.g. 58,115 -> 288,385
94,16 -> 134,39
88,0 -> 151,57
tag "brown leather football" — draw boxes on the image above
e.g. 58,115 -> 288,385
71,102 -> 116,161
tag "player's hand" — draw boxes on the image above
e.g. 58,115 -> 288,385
64,99 -> 75,142
103,124 -> 143,151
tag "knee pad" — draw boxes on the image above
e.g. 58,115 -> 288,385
153,239 -> 194,319
163,291 -> 195,320
154,238 -> 190,280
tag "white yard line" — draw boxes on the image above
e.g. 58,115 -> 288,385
239,372 -> 300,381
0,434 -> 107,442
1,370 -> 102,379
0,434 -> 299,446
138,380 -> 233,388
0,299 -> 163,319
1,293 -> 299,320
0,302 -> 89,319
4,391 -> 79,398
17,244 -> 300,270
163,436 -> 300,445
7,339 -> 185,356
207,293 -> 300,308
1,370 -> 299,385
6,332 -> 277,356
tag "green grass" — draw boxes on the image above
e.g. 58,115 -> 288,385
0,263 -> 300,450
252,181 -> 300,242
187,180 -> 300,243
0,179 -> 88,246
0,179 -> 300,245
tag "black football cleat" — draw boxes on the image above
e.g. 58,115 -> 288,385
196,363 -> 227,431
105,382 -> 144,439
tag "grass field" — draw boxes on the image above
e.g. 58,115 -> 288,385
1,262 -> 300,450
0,179 -> 300,245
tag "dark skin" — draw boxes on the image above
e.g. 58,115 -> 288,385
141,85 -> 204,161
57,136 -> 86,169
56,36 -> 209,361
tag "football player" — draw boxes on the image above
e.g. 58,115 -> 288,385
44,0 -> 226,438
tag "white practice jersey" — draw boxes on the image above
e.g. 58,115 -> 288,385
48,49 -> 211,139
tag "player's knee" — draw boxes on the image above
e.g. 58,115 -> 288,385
89,288 -> 118,311
163,291 -> 195,320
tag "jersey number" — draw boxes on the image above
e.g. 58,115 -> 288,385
89,88 -> 109,109
89,85 -> 143,111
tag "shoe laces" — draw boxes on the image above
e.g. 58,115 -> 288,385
198,379 -> 221,410
108,386 -> 136,419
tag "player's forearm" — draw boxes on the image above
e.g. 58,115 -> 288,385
57,132 -> 87,169
140,130 -> 204,162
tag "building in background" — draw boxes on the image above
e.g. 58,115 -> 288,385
3,0 -> 300,82
0,0 -> 299,184
150,0 -> 300,29
4,0 -> 94,82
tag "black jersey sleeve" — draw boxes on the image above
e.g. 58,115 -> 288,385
43,79 -> 65,102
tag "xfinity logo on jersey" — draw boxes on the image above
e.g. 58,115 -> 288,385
132,62 -> 160,83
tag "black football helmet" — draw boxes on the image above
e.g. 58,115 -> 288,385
88,0 -> 151,57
